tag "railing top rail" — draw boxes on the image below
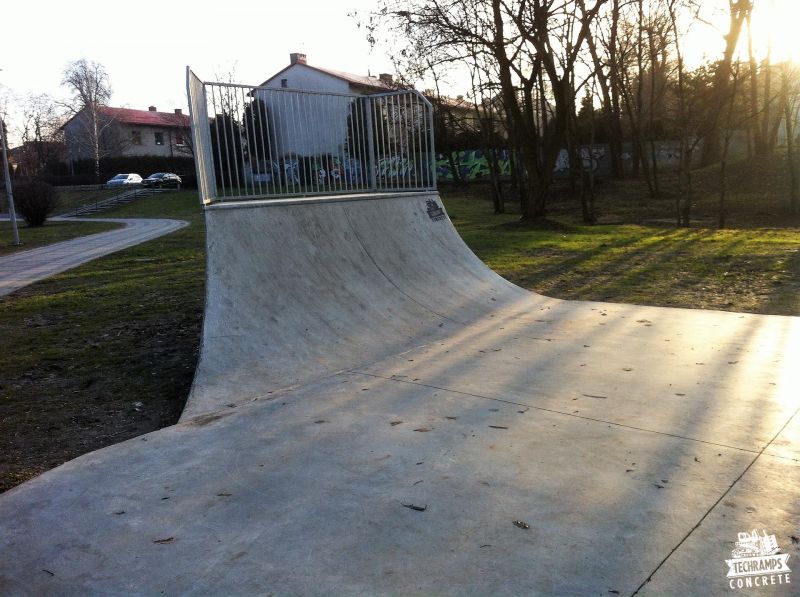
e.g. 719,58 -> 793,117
204,79 -> 426,101
369,89 -> 433,108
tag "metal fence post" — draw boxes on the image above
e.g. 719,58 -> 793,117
426,99 -> 437,189
365,97 -> 378,191
0,119 -> 20,246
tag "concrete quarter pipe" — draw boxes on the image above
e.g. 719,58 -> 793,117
0,192 -> 798,595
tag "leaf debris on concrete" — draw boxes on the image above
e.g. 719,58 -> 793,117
402,503 -> 427,512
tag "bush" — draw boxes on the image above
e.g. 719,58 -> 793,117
13,180 -> 59,227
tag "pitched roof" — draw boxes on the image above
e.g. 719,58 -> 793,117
61,106 -> 190,130
258,59 -> 475,112
97,106 -> 190,127
259,62 -> 397,93
426,94 -> 475,112
311,65 -> 396,92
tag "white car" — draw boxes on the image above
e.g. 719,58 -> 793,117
106,173 -> 143,187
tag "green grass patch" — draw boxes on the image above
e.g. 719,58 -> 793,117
0,189 -> 205,492
442,192 -> 800,316
55,188 -> 120,215
93,189 -> 203,220
0,219 -> 122,256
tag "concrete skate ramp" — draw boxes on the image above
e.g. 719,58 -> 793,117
185,192 -> 526,418
1,191 -> 799,595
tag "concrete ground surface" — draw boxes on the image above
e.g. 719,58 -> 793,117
0,192 -> 797,595
0,216 -> 188,297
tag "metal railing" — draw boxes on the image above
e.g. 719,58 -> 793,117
186,68 -> 437,204
67,185 -> 163,217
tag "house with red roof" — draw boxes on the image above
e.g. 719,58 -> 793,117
62,105 -> 191,169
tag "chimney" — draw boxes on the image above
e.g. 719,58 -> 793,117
174,108 -> 182,115
148,106 -> 157,112
456,95 -> 464,100
379,73 -> 394,85
290,52 -> 307,65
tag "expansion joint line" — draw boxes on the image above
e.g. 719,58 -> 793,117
631,405 -> 800,596
353,371 -> 798,461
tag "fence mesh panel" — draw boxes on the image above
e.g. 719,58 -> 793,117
186,69 -> 437,203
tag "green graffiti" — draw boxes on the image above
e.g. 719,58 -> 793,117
436,150 -> 511,181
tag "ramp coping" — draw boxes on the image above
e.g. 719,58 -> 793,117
203,191 -> 438,211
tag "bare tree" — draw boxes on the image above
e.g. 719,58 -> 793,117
16,94 -> 64,178
614,0 -> 672,196
700,0 -> 750,166
61,59 -> 113,181
585,0 -> 625,178
780,61 -> 799,215
371,0 -> 608,220
667,0 -> 700,226
745,8 -> 761,156
718,61 -> 743,228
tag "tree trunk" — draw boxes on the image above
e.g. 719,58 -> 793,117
487,147 -> 505,213
585,22 -> 624,178
447,151 -> 464,184
635,0 -> 645,178
719,145 -> 728,228
782,64 -> 799,215
702,1 -> 749,166
680,168 -> 692,226
609,0 -> 624,177
647,27 -> 660,197
762,48 -> 773,155
747,13 -> 764,155
92,107 -> 101,183
588,86 -> 597,222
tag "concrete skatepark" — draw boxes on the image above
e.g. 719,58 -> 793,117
0,191 -> 797,595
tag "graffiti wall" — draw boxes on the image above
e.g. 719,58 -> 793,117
435,146 -> 611,181
248,154 -> 424,187
248,141 -> 710,188
553,146 -> 608,176
434,141 -> 710,182
435,150 -> 512,181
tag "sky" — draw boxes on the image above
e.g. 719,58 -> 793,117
0,0 -> 391,144
1,0 -> 795,145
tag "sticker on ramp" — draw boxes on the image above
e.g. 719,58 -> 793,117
426,199 -> 446,221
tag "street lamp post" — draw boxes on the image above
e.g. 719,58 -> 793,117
0,117 -> 20,246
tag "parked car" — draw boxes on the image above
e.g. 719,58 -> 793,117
106,173 -> 142,187
142,172 -> 182,189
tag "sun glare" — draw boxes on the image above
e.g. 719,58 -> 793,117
681,0 -> 799,69
748,0 -> 800,62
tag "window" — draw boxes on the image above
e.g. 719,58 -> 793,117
154,132 -> 164,146
175,133 -> 185,146
131,130 -> 142,145
281,78 -> 288,88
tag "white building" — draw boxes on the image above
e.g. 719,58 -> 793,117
255,53 -> 396,158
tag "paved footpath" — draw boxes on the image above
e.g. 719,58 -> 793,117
0,217 -> 188,298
